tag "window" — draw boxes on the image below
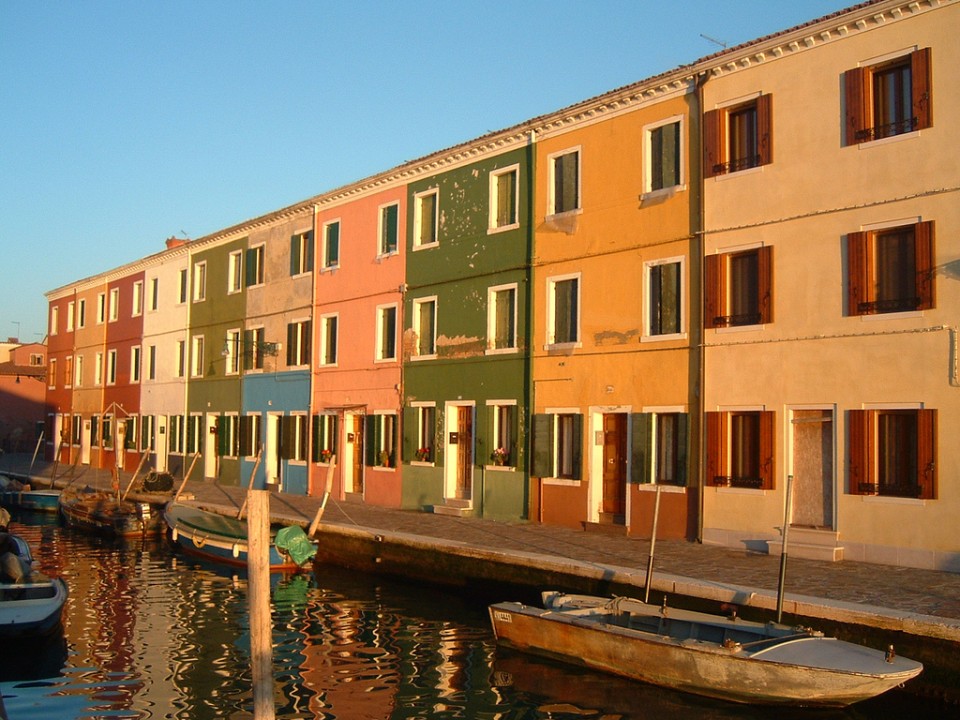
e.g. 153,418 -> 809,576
147,345 -> 156,381
122,417 -> 138,451
290,230 -> 314,276
101,415 -> 113,449
97,292 -> 106,324
178,268 -> 188,303
141,415 -> 155,452
646,259 -> 683,337
192,262 -> 206,302
548,149 -> 580,215
845,48 -> 932,145
220,414 -> 239,458
66,302 -> 74,331
547,275 -> 580,346
311,413 -> 338,463
170,415 -> 184,454
51,306 -> 59,335
77,299 -> 86,328
286,320 -> 311,367
245,245 -> 265,287
238,414 -> 262,457
244,327 -> 266,371
704,246 -> 773,328
413,189 -> 438,248
74,355 -> 83,387
281,414 -> 308,462
94,352 -> 103,385
532,412 -> 582,480
187,415 -> 202,454
489,165 -> 519,231
412,404 -> 435,463
322,221 -> 340,269
849,409 -> 936,499
48,358 -> 56,389
848,221 -> 934,316
706,410 -> 775,489
109,287 -> 120,321
379,203 -> 399,256
412,297 -> 437,357
703,94 -> 772,177
64,356 -> 73,388
631,412 -> 688,485
131,346 -> 141,383
487,284 -> 517,352
191,336 -> 204,377
176,340 -> 186,378
149,277 -> 159,311
365,413 -> 397,468
488,402 -> 516,467
225,329 -> 241,375
132,281 -> 143,316
319,314 -> 338,366
376,304 -> 397,361
228,251 -> 243,293
645,117 -> 683,193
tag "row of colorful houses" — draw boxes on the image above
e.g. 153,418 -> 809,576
45,0 -> 959,571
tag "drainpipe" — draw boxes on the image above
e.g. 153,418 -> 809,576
309,203 -> 319,494
526,128 -> 540,524
695,70 -> 709,544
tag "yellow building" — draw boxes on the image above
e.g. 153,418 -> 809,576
699,0 -> 958,569
529,73 -> 701,538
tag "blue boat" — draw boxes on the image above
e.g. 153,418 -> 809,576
0,532 -> 68,638
0,488 -> 61,514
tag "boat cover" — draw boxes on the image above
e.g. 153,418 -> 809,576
274,525 -> 317,567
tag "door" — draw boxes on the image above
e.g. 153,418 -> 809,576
155,415 -> 168,473
602,414 -> 627,521
348,414 -> 364,494
455,407 -> 473,500
791,410 -> 834,528
81,419 -> 92,465
266,412 -> 281,486
204,414 -> 219,479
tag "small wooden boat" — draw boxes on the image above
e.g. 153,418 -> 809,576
164,502 -> 316,572
0,474 -> 61,514
59,488 -> 163,538
489,592 -> 923,707
0,533 -> 68,638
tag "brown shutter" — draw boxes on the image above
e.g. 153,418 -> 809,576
703,109 -> 721,179
917,409 -> 937,500
912,47 -> 932,131
759,411 -> 775,490
848,410 -> 868,495
757,93 -> 773,166
915,220 -> 935,310
704,253 -> 723,329
847,231 -> 869,316
705,412 -> 726,486
758,245 -> 773,324
843,67 -> 867,146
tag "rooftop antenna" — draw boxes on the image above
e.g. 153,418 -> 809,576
700,33 -> 728,49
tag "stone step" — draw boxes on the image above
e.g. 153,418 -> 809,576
432,501 -> 474,518
768,538 -> 844,562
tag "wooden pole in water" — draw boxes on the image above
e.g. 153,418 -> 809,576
121,450 -> 150,501
644,484 -> 663,603
237,449 -> 263,520
172,452 -> 202,504
776,474 -> 795,623
308,455 -> 336,538
248,489 -> 275,720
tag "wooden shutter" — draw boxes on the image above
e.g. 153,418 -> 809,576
289,235 -> 299,276
917,409 -> 937,500
280,416 -> 293,460
305,231 -> 314,272
915,221 -> 935,310
675,413 -> 689,486
702,108 -> 721,178
759,411 -> 775,490
758,245 -> 774,324
569,414 -> 583,481
531,413 -> 554,477
911,48 -> 932,131
847,231 -> 869,316
630,413 -> 653,484
848,409 -> 868,494
364,415 -> 377,467
216,415 -> 226,456
245,248 -> 256,287
843,67 -> 868,146
756,93 -> 773,166
286,323 -> 296,366
311,415 -> 321,462
705,412 -> 726,486
704,253 -> 723,329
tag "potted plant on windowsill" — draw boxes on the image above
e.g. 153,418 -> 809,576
415,447 -> 431,462
491,447 -> 509,466
379,450 -> 392,468
320,448 -> 333,463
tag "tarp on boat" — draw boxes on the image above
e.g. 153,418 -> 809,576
274,525 -> 316,567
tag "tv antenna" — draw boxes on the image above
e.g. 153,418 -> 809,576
700,33 -> 728,49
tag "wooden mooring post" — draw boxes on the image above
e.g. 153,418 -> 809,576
248,489 -> 275,719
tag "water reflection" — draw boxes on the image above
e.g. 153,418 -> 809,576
0,513 -> 942,719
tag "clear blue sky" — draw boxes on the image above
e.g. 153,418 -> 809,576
0,0 -> 850,344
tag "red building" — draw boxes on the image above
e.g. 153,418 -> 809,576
0,340 -> 48,454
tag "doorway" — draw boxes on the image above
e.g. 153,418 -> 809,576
266,412 -> 282,487
601,413 -> 627,523
790,409 -> 834,528
345,412 -> 364,495
204,414 -> 219,479
155,415 -> 168,473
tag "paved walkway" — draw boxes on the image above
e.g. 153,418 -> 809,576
3,452 -> 959,643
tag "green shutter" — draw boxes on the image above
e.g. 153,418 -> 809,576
290,234 -> 299,276
305,230 -> 314,272
570,414 -> 583,481
631,413 -> 653,483
531,413 -> 554,477
675,413 -> 689,486
364,415 -> 376,467
383,204 -> 398,253
311,415 -> 320,462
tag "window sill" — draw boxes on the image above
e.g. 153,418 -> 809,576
374,356 -> 398,365
636,483 -> 686,494
319,265 -> 339,274
542,477 -> 580,487
712,164 -> 764,182
853,130 -> 920,150
858,310 -> 924,322
544,341 -> 582,352
714,324 -> 765,334
859,495 -> 928,507
376,251 -> 399,262
640,332 -> 687,344
484,464 -> 515,472
713,486 -> 768,495
485,347 -> 518,356
411,354 -> 438,362
640,184 -> 686,202
487,222 -> 520,235
410,460 -> 434,467
412,241 -> 439,252
370,465 -> 396,472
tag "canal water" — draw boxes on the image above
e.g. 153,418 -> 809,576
0,512 -> 946,720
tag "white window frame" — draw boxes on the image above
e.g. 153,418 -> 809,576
94,351 -> 104,386
546,273 -> 582,349
228,251 -> 243,294
66,302 -> 74,332
413,188 -> 439,249
642,255 -> 687,341
487,283 -> 518,354
412,401 -> 436,464
412,296 -> 438,359
488,164 -> 520,233
178,268 -> 188,303
108,287 -> 120,322
290,412 -> 308,463
131,345 -> 141,383
192,261 -> 207,303
97,292 -> 106,324
375,303 -> 398,362
74,354 -> 83,388
191,336 -> 204,378
77,298 -> 86,328
319,313 -> 338,367
147,345 -> 156,381
247,245 -> 265,287
225,328 -> 241,375
149,277 -> 159,311
51,306 -> 60,335
547,147 -> 581,217
321,219 -> 340,270
106,349 -> 118,385
378,201 -> 400,257
132,280 -> 143,316
643,115 -> 686,197
291,230 -> 313,276
48,358 -> 57,390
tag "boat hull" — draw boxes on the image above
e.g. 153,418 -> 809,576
0,578 -> 68,638
164,503 -> 301,572
60,493 -> 163,538
489,596 -> 922,707
0,489 -> 61,513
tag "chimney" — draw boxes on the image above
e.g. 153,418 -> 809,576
166,236 -> 189,249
